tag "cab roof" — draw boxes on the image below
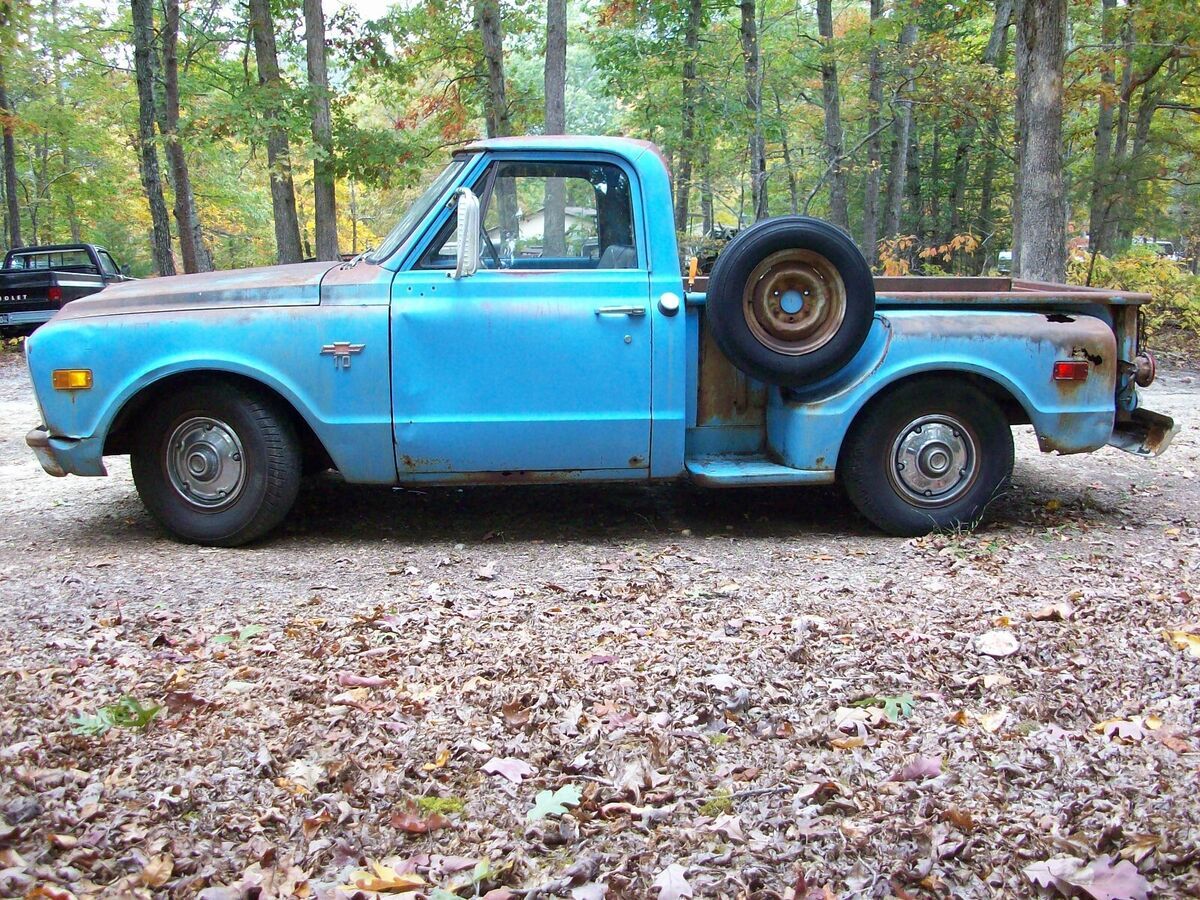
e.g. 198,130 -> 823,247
459,135 -> 667,170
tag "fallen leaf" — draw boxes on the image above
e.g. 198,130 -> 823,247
1094,716 -> 1160,743
481,757 -> 535,784
708,813 -> 745,843
336,672 -> 389,688
1024,854 -> 1150,900
653,863 -> 692,900
140,854 -> 173,888
502,700 -> 531,727
342,859 -> 425,893
979,709 -> 1009,733
975,630 -> 1019,657
1029,602 -> 1074,621
527,784 -> 582,821
1164,629 -> 1200,658
887,755 -> 941,782
390,803 -> 450,834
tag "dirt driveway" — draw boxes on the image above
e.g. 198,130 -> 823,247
0,345 -> 1197,898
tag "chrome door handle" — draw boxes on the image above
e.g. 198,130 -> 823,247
594,305 -> 646,317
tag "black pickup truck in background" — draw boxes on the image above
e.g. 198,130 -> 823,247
0,244 -> 133,335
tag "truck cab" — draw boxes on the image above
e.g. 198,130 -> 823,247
23,136 -> 1176,545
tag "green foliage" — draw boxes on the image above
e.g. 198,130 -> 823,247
850,692 -> 915,722
1069,249 -> 1200,336
699,787 -> 733,817
526,784 -> 582,821
211,624 -> 266,645
416,795 -> 466,815
70,696 -> 163,736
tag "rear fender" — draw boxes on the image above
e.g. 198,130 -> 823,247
766,309 -> 1118,471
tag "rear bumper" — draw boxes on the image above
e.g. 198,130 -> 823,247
0,309 -> 54,329
26,427 -> 107,477
1108,407 -> 1178,457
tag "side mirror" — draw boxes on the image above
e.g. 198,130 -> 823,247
451,188 -> 480,279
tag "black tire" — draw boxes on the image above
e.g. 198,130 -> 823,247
131,382 -> 301,546
706,216 -> 875,386
839,380 -> 1014,536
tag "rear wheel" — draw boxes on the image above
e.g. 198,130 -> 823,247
839,380 -> 1014,536
131,382 -> 301,546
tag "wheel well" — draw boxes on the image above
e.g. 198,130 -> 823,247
846,370 -> 1031,447
103,371 -> 335,473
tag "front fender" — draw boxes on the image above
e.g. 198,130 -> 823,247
25,305 -> 395,483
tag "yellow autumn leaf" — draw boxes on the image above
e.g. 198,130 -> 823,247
340,859 -> 425,893
1164,630 -> 1200,658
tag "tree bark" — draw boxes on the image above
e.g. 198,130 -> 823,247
816,0 -> 848,231
543,0 -> 567,255
976,0 -> 1014,270
0,1 -> 19,249
740,0 -> 767,221
249,0 -> 302,264
131,0 -> 176,275
1013,0 -> 1067,282
477,0 -> 512,139
673,0 -> 702,232
774,89 -> 798,215
305,0 -> 339,261
861,0 -> 883,265
699,140 -> 713,235
160,0 -> 211,272
882,21 -> 917,242
1087,0 -> 1116,252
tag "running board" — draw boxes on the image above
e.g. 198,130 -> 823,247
685,455 -> 835,488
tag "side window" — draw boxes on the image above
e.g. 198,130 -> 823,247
420,160 -> 637,270
98,252 -> 119,276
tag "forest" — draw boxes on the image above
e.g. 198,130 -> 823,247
0,0 -> 1198,332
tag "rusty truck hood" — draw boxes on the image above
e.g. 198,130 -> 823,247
55,261 -> 339,320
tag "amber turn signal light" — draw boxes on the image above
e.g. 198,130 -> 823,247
1052,360 -> 1089,382
51,369 -> 93,391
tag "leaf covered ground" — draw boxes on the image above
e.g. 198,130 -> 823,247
0,349 -> 1197,898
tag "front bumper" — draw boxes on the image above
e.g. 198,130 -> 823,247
1108,407 -> 1178,457
0,309 -> 54,329
26,427 -> 107,477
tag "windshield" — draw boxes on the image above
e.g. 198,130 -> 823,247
368,157 -> 469,263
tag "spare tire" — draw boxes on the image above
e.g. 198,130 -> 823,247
706,216 -> 875,386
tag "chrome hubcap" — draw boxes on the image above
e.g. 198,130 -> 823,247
166,416 -> 246,509
889,415 -> 977,507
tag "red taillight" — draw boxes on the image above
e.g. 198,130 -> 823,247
47,286 -> 62,304
1052,360 -> 1089,382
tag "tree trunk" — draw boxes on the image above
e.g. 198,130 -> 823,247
673,0 -> 702,232
131,0 -> 176,275
774,89 -> 798,215
305,0 -> 339,260
1117,80 -> 1159,247
1096,10 -> 1134,255
816,0 -> 848,231
0,2 -> 19,249
976,0 -> 1014,271
861,0 -> 883,265
740,0 -> 767,221
477,0 -> 511,139
1013,0 -> 1067,282
543,0 -> 567,255
249,0 -> 302,264
699,141 -> 713,235
882,21 -> 917,242
160,0 -> 211,272
1087,0 -> 1116,252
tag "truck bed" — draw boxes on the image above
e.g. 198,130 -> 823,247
686,275 -> 1152,306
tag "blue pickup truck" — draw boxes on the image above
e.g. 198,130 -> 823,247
24,136 -> 1175,545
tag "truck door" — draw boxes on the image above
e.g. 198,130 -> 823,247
391,156 -> 653,477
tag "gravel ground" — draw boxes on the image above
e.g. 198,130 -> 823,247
0,343 -> 1197,899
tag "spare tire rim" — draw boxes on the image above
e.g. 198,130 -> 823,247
166,416 -> 246,510
742,248 -> 848,356
888,415 -> 979,508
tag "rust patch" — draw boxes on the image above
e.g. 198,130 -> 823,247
696,313 -> 766,427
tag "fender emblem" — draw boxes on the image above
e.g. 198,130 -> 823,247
320,341 -> 365,369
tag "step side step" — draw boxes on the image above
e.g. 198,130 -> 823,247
685,455 -> 835,488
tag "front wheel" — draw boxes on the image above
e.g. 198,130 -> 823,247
131,382 -> 301,546
839,380 -> 1014,536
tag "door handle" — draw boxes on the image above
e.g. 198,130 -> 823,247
594,305 -> 646,317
